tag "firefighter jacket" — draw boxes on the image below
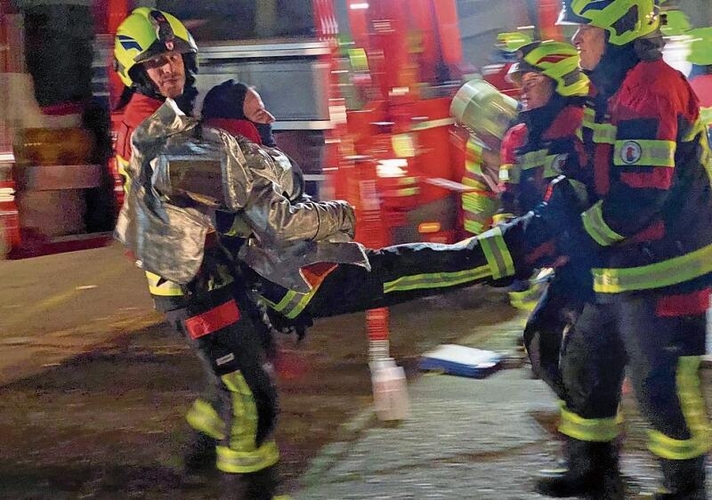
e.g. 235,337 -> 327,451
114,99 -> 369,291
574,58 -> 712,300
499,96 -> 584,219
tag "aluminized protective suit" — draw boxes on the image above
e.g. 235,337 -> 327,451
114,99 -> 369,291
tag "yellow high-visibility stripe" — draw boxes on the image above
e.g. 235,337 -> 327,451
499,163 -> 518,183
186,398 -> 226,440
146,271 -> 184,297
221,371 -> 258,454
582,201 -> 625,247
383,265 -> 491,294
648,356 -> 712,459
613,140 -> 676,167
558,404 -> 622,442
216,441 -> 280,474
593,242 -> 712,293
479,226 -> 516,279
582,108 -> 617,144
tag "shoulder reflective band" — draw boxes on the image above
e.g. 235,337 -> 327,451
613,140 -> 676,167
593,242 -> 712,293
558,403 -> 622,442
479,226 -> 516,279
648,356 -> 712,459
146,271 -> 184,296
582,201 -> 624,247
519,149 -> 548,170
582,108 -> 617,144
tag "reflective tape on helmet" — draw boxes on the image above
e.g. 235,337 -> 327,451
558,404 -> 622,442
582,201 -> 625,247
593,243 -> 712,293
613,140 -> 676,167
648,356 -> 712,459
479,226 -> 516,279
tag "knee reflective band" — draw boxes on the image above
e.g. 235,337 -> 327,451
217,371 -> 280,474
479,227 -> 516,280
186,398 -> 226,440
648,356 -> 712,460
558,403 -> 623,442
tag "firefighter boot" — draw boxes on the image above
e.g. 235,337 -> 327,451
535,438 -> 624,499
652,456 -> 707,500
182,429 -> 217,474
221,466 -> 280,500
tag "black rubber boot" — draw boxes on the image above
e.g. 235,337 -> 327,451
535,438 -> 624,499
220,466 -> 279,500
652,456 -> 707,500
182,429 -> 217,474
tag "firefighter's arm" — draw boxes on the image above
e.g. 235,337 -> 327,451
241,186 -> 355,244
580,92 -> 677,248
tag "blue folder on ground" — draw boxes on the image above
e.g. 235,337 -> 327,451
419,344 -> 503,379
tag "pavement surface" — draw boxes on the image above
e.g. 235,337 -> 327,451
0,244 -> 710,499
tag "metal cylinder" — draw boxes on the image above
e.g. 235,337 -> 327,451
450,79 -> 519,141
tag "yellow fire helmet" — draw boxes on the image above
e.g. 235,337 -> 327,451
496,32 -> 534,53
687,27 -> 712,66
557,0 -> 661,46
507,40 -> 590,97
114,7 -> 198,87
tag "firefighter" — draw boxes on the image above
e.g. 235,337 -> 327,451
531,1 -> 712,498
112,8 -> 527,498
687,27 -> 712,143
497,40 -> 591,396
113,9 -> 293,498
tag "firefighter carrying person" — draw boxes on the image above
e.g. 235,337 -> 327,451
496,40 -> 591,398
112,7 -> 538,499
113,9 -> 299,498
530,0 -> 712,498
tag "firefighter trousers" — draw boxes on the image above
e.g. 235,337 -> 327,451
252,234 -> 518,323
557,295 -> 711,462
164,247 -> 280,475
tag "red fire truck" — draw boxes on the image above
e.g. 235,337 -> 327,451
0,0 -> 560,259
